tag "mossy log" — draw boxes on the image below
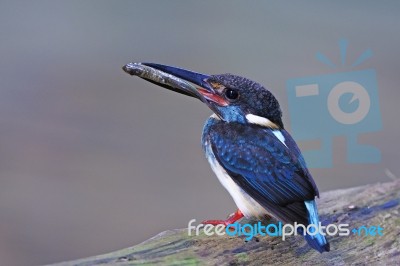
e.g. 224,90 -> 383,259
52,180 -> 400,265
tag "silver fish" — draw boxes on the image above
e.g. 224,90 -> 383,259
122,62 -> 203,99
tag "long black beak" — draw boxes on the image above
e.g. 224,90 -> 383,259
122,62 -> 228,106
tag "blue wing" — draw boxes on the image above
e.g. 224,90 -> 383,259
280,130 -> 319,197
207,121 -> 319,224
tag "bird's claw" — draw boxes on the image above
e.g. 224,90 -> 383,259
201,209 -> 244,226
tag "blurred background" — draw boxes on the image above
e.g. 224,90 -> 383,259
1,1 -> 399,265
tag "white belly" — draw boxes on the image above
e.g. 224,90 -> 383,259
204,141 -> 269,219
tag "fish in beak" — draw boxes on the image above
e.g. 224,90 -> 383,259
122,62 -> 228,107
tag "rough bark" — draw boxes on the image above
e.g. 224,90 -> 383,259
52,180 -> 400,265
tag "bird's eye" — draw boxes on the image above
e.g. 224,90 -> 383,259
225,89 -> 239,100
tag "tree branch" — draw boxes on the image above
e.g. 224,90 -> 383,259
52,180 -> 400,265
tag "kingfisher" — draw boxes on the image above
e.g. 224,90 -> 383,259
123,62 -> 330,253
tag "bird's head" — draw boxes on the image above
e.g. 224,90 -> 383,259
123,63 -> 283,129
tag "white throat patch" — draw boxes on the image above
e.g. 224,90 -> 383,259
245,114 -> 278,129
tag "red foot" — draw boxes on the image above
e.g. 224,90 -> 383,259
202,209 -> 244,226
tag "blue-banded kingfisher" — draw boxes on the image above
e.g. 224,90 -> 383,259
123,62 -> 330,253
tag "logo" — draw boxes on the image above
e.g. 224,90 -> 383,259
286,39 -> 382,168
187,219 -> 384,241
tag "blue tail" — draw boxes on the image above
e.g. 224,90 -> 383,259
300,200 -> 330,253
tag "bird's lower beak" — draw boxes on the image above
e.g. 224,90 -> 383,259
122,62 -> 228,106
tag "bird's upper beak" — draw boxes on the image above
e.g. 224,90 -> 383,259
122,62 -> 228,106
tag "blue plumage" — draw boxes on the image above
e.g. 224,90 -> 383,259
204,119 -> 309,211
303,200 -> 329,253
124,62 -> 330,253
203,117 -> 329,252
